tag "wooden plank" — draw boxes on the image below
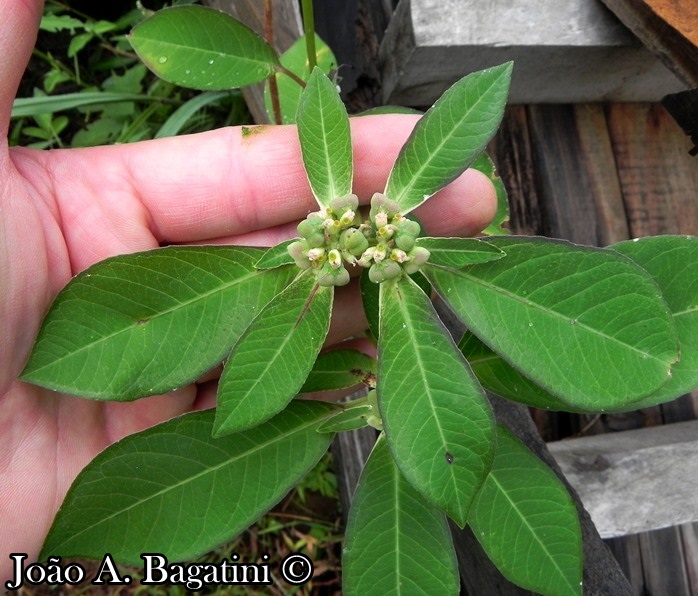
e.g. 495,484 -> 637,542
548,420 -> 698,538
606,102 -> 698,422
379,0 -> 686,105
680,522 -> 698,595
639,526 -> 692,595
605,535 -> 645,596
599,0 -> 698,86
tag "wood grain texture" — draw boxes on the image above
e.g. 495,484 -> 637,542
600,0 -> 698,86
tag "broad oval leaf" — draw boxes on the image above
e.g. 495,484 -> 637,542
468,426 -> 583,596
129,6 -> 279,91
297,67 -> 353,208
471,152 -> 510,236
301,349 -> 376,393
610,235 -> 698,409
40,401 -> 336,565
385,62 -> 512,213
21,246 -> 295,400
343,434 -> 460,595
264,33 -> 337,124
415,236 -> 505,268
426,237 -> 679,410
215,273 -> 333,436
378,276 -> 495,525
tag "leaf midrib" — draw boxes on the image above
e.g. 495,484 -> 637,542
51,411 -> 331,551
28,265 -> 268,375
435,267 -> 674,366
388,73 -> 504,209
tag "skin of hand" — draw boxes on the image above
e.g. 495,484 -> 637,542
0,0 -> 497,580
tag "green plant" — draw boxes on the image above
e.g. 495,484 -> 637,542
11,1 -> 247,149
19,5 -> 698,595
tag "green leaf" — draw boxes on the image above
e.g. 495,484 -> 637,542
155,90 -> 233,138
129,6 -> 279,91
468,426 -> 583,596
296,67 -> 353,208
12,92 -> 159,119
378,276 -> 495,525
264,33 -> 336,124
21,246 -> 295,400
385,62 -> 513,213
40,401 -> 336,565
415,236 -> 506,268
255,239 -> 296,270
459,332 -> 581,412
343,434 -> 460,595
610,235 -> 698,409
471,152 -> 510,236
215,273 -> 332,436
317,401 -> 375,433
426,237 -> 679,410
301,349 -> 376,393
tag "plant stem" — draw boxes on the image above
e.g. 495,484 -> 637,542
274,64 -> 307,89
301,0 -> 317,71
264,0 -> 283,125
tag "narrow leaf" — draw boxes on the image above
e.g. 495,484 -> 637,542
297,67 -> 353,208
611,235 -> 698,409
378,276 -> 495,525
415,236 -> 506,268
255,240 -> 296,270
471,152 -> 510,236
129,6 -> 279,91
426,237 -> 679,410
264,33 -> 337,124
468,426 -> 583,596
317,402 -> 375,433
215,273 -> 333,436
40,401 -> 336,565
385,62 -> 513,213
343,434 -> 460,595
155,90 -> 232,138
12,92 -> 158,119
301,349 -> 376,393
21,247 -> 295,400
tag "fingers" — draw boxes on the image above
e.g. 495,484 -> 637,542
49,114 -> 496,244
0,0 -> 43,140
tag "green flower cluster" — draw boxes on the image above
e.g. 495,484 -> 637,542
287,193 -> 430,286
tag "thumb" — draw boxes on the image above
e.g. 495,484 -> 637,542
0,0 -> 43,140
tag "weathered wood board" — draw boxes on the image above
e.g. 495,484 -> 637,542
380,0 -> 687,105
548,420 -> 698,538
599,0 -> 698,86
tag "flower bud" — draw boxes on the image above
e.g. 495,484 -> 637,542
403,247 -> 430,274
307,247 -> 325,262
373,243 -> 388,263
390,248 -> 409,263
340,228 -> 370,256
287,240 -> 311,269
368,260 -> 402,283
328,249 -> 342,269
297,216 -> 325,248
329,193 -> 359,213
317,262 -> 350,287
357,246 -> 376,267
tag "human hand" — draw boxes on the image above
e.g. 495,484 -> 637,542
0,0 -> 496,579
